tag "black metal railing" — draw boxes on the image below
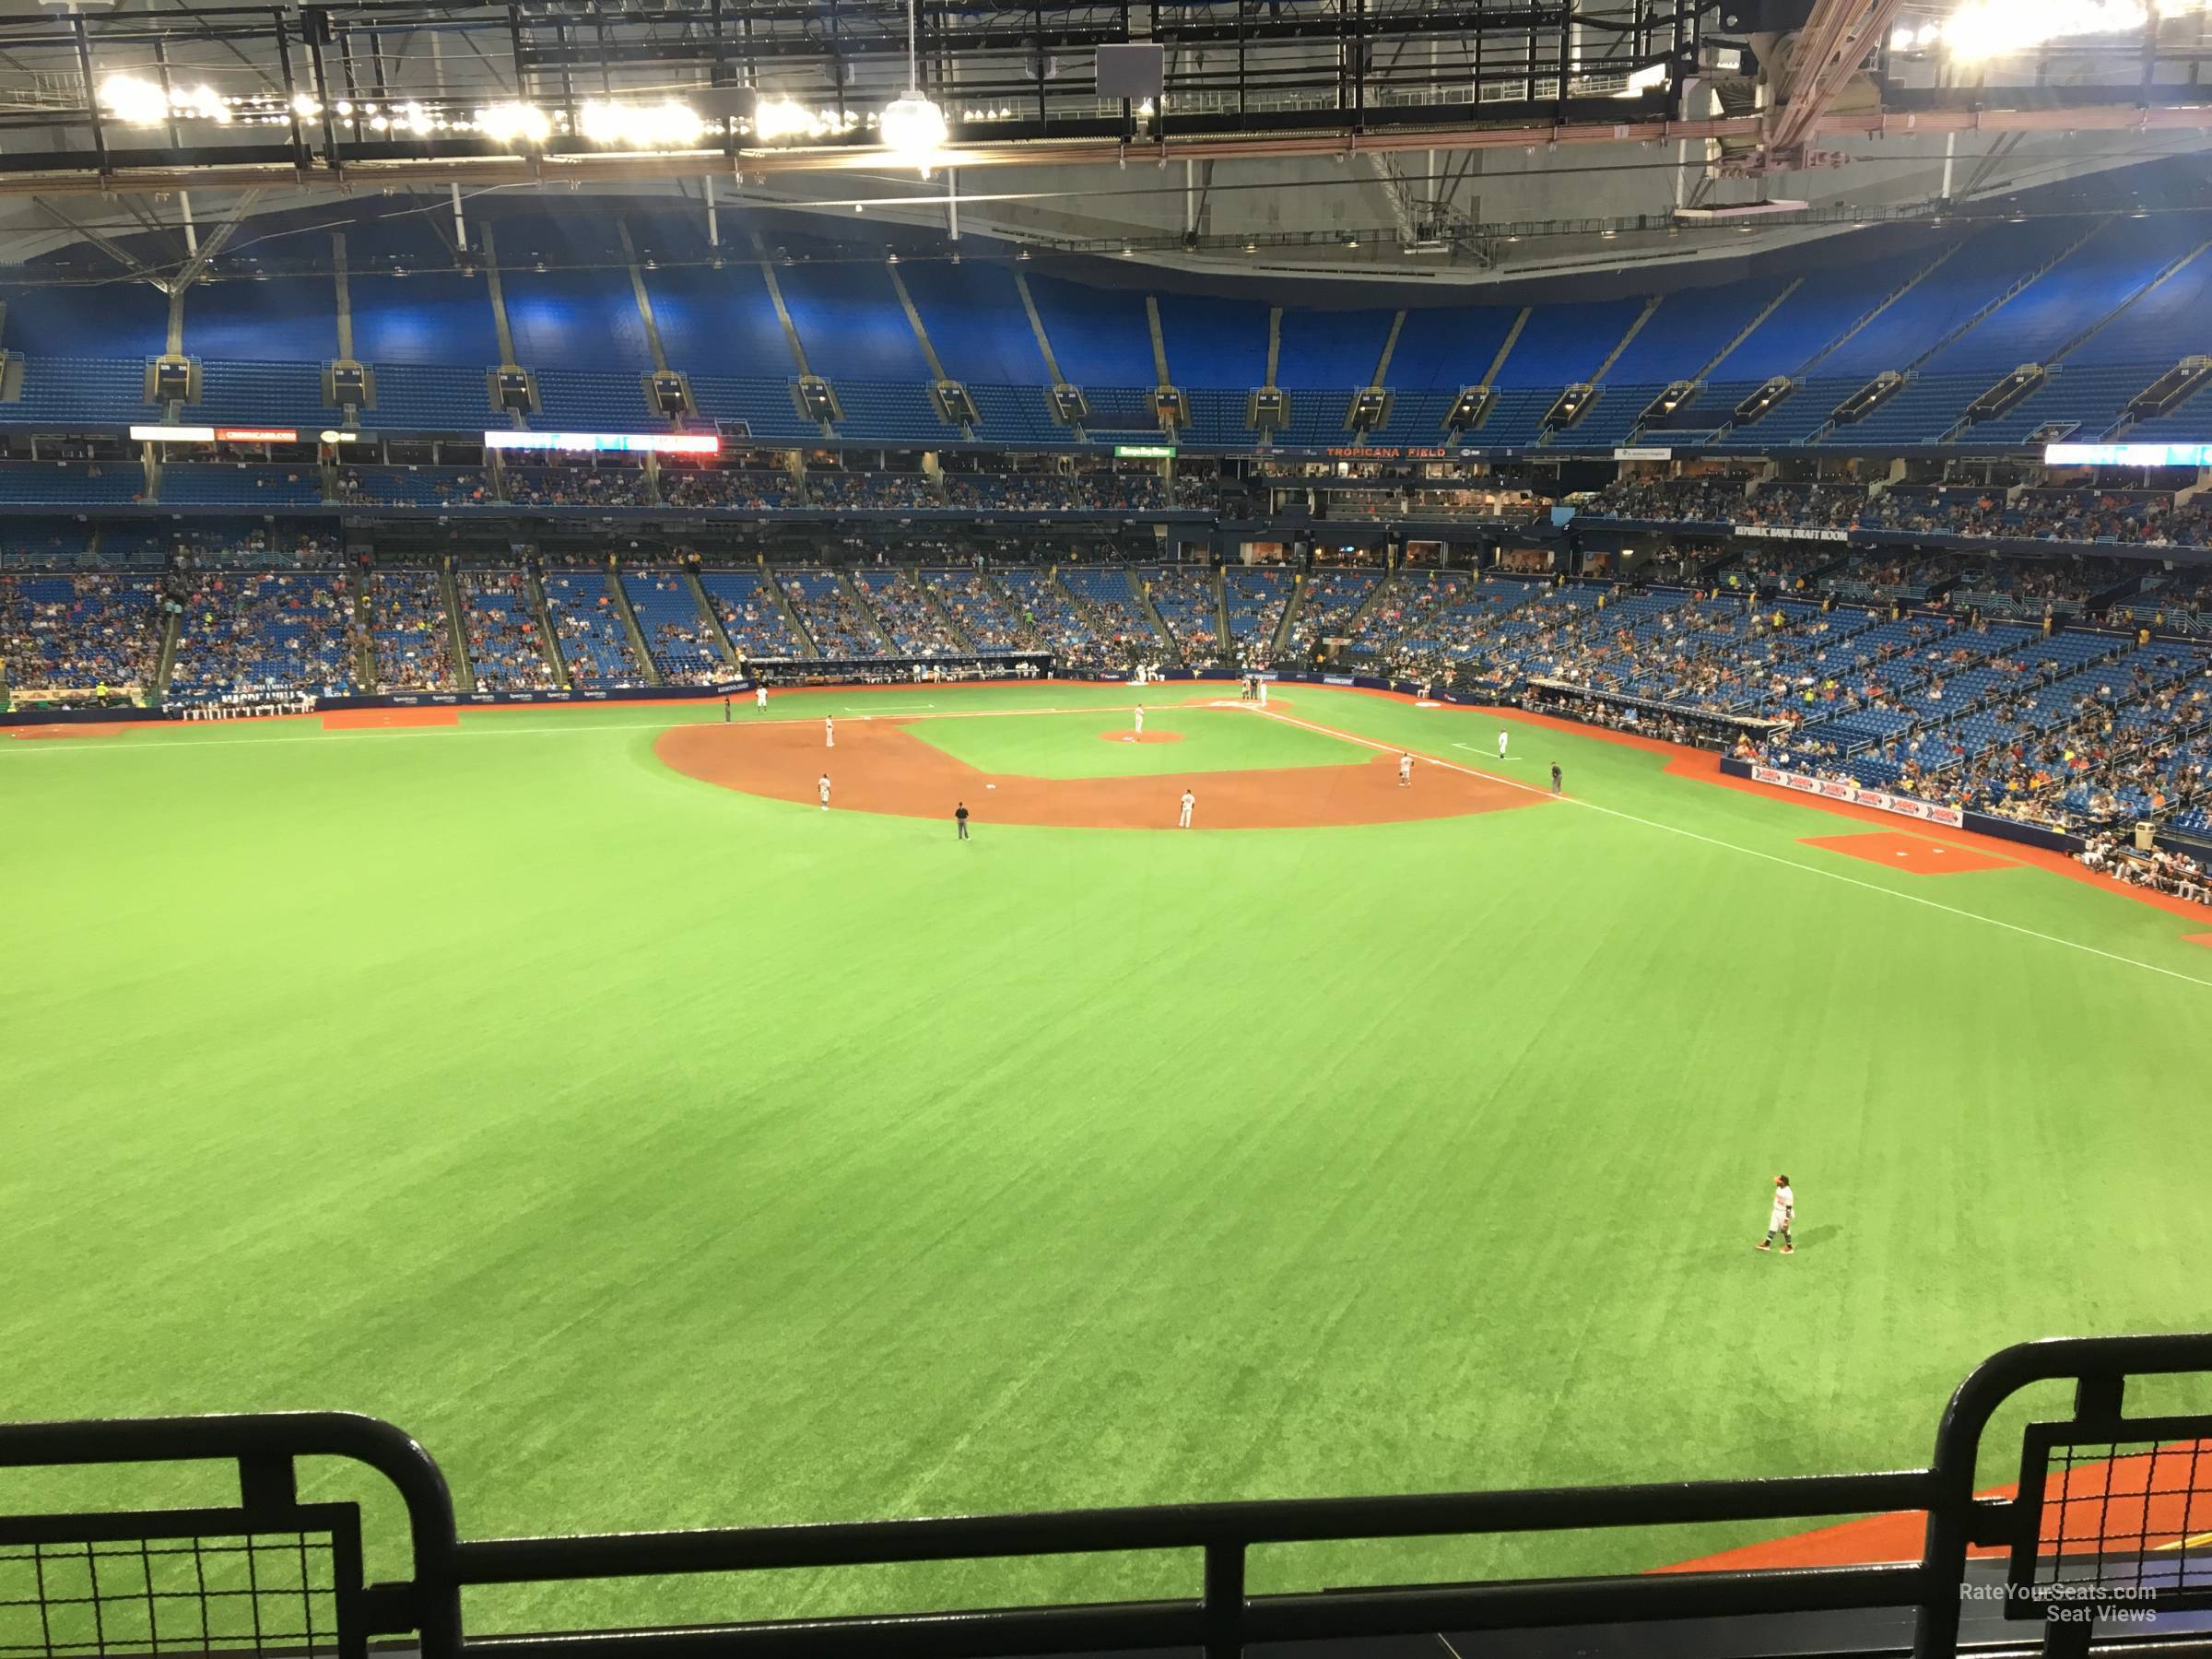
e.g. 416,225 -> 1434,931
3,1335 -> 2210,1659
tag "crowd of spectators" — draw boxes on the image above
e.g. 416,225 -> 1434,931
362,570 -> 457,691
944,473 -> 1169,512
503,467 -> 651,509
458,569 -> 559,690
335,468 -> 494,510
1143,568 -> 1221,665
807,473 -> 940,511
922,570 -> 1038,653
541,572 -> 648,687
172,526 -> 344,571
660,468 -> 797,511
168,571 -> 357,701
0,572 -> 162,703
779,571 -> 886,658
854,570 -> 967,654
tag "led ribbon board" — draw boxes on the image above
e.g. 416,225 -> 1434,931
2044,441 -> 2212,467
484,431 -> 721,455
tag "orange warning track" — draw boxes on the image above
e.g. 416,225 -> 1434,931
1801,830 -> 2015,876
658,717 -> 1539,830
1660,1441 -> 2212,1571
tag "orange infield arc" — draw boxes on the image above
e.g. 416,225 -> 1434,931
657,716 -> 1540,830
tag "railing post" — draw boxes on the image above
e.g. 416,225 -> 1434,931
1202,1538 -> 1246,1658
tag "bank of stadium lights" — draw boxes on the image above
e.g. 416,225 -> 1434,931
1893,0 -> 2212,58
99,76 -> 231,125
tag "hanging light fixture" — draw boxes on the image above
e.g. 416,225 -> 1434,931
879,0 -> 947,176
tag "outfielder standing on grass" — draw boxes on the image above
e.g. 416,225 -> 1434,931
756,685 -> 768,711
1758,1175 -> 1795,1254
1498,728 -> 1510,760
1551,762 -> 1563,794
956,801 -> 970,841
818,772 -> 831,811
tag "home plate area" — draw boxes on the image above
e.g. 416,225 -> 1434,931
1800,830 -> 2014,876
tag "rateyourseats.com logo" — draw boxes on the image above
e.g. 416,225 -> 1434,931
1962,1583 -> 2160,1623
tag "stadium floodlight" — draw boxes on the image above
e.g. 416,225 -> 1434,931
580,99 -> 706,148
100,75 -> 231,126
477,101 -> 552,147
881,93 -> 947,176
1936,0 -> 2206,59
754,96 -> 829,142
880,0 -> 947,176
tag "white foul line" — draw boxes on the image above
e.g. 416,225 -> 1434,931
1254,705 -> 2212,993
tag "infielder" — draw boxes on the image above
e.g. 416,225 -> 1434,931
825,716 -> 835,748
1398,751 -> 1414,787
1757,1175 -> 1794,1254
818,772 -> 831,811
755,686 -> 768,711
1135,705 -> 1146,735
1178,787 -> 1195,829
1256,679 -> 1268,707
1497,728 -> 1509,759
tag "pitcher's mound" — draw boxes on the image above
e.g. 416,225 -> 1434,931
1102,730 -> 1184,744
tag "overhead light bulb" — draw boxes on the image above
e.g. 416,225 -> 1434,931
754,96 -> 825,142
99,76 -> 168,124
580,99 -> 704,148
880,92 -> 947,177
477,101 -> 551,147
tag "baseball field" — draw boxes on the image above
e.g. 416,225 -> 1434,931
5,679 -> 2209,1630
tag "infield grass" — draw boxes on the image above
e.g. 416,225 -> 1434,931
4,682 -> 2209,1632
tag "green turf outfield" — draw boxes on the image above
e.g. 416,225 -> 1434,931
4,682 -> 2209,1632
899,701 -> 1370,777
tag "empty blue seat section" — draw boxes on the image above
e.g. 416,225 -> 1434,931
1181,388 -> 1249,447
835,379 -> 948,440
1565,383 -> 1663,447
1712,235 -> 1955,380
1027,273 -> 1156,386
363,363 -> 491,429
2071,242 -> 2212,364
1387,307 -> 1520,392
1156,295 -> 1268,388
642,264 -> 794,377
778,263 -> 932,382
1606,281 -> 1775,384
1,359 -> 153,427
503,269 -> 653,370
1492,299 -> 1644,387
1821,372 -> 1987,446
1964,362 -> 2149,444
184,277 -> 337,362
1272,390 -> 1355,446
1818,218 -> 2054,382
1718,377 -> 1859,446
1376,387 -> 1459,441
969,383 -> 1065,444
1276,307 -> 1394,390
532,370 -> 653,429
687,376 -> 818,441
899,262 -> 1043,385
351,274 -> 498,365
4,282 -> 168,359
0,463 -> 141,504
194,361 -> 332,429
1921,214 -> 2208,375
1470,387 -> 1559,447
160,465 -> 324,506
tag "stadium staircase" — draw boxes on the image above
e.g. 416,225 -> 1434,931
838,571 -> 896,653
1050,568 -> 1113,642
1269,576 -> 1306,657
607,574 -> 662,688
1130,576 -> 1175,655
1630,279 -> 1804,442
347,582 -> 375,688
1212,565 -> 1232,647
1535,295 -> 1660,449
763,571 -> 820,657
524,569 -> 572,689
685,569 -> 742,668
148,608 -> 180,707
914,574 -> 974,651
440,566 -> 477,692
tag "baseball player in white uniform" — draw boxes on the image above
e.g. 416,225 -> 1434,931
755,686 -> 768,710
1135,705 -> 1145,735
1256,678 -> 1268,707
1497,728 -> 1509,759
1398,751 -> 1414,787
818,772 -> 831,811
1177,788 -> 1194,829
1757,1175 -> 1794,1254
825,716 -> 835,748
